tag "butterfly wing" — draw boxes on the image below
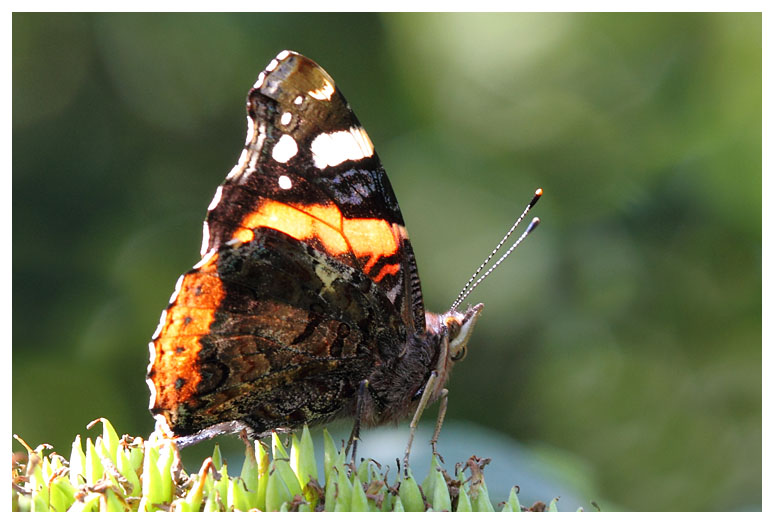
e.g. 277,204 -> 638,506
203,51 -> 426,334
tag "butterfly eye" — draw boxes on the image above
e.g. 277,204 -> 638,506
450,346 -> 467,362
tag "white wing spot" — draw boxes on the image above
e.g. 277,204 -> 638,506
310,127 -> 375,169
280,112 -> 292,126
294,95 -> 303,105
253,71 -> 266,89
272,134 -> 298,163
194,248 -> 218,270
207,185 -> 223,211
168,274 -> 185,304
266,58 -> 279,72
277,50 -> 291,61
308,78 -> 335,101
278,175 -> 292,190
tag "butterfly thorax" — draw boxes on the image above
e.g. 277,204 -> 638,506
362,303 -> 484,427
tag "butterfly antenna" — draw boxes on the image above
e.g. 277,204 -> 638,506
450,188 -> 542,311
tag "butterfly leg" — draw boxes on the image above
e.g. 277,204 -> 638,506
430,388 -> 449,462
346,379 -> 370,463
403,370 -> 439,470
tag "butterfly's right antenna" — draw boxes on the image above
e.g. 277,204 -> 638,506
450,188 -> 542,311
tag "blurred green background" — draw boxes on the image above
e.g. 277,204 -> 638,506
12,13 -> 761,511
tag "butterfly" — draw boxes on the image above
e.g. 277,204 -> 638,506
146,50 -> 540,463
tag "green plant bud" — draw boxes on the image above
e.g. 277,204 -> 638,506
228,477 -> 250,511
379,485 -> 392,512
203,490 -> 219,512
323,467 -> 338,512
356,459 -> 370,484
212,443 -> 223,470
156,444 -> 175,504
171,498 -> 188,512
255,441 -> 269,511
291,425 -> 318,508
271,432 -> 289,459
398,468 -> 425,512
240,439 -> 259,509
350,477 -> 369,512
265,466 -> 293,512
421,454 -> 441,498
31,479 -> 49,512
102,487 -> 128,512
141,441 -> 163,508
430,468 -> 451,511
74,492 -> 102,512
335,467 -> 353,511
454,468 -> 471,511
14,492 -> 31,512
279,501 -> 291,512
88,418 -> 120,465
48,477 -> 76,512
137,495 -> 152,513
184,459 -> 213,512
502,486 -> 521,512
126,437 -> 144,474
471,479 -> 494,512
273,458 -> 303,499
40,455 -> 53,483
117,448 -> 141,498
85,438 -> 104,485
456,485 -> 472,511
297,502 -> 312,511
392,497 -> 405,512
548,497 -> 559,511
214,463 -> 230,508
69,436 -> 87,487
322,428 -> 340,483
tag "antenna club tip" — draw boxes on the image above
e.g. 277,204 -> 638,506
529,188 -> 543,208
527,217 -> 540,233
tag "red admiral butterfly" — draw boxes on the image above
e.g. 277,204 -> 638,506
146,50 -> 540,461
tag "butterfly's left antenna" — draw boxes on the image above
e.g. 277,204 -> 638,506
450,188 -> 542,311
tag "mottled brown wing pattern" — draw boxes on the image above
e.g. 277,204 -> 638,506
148,227 -> 407,437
